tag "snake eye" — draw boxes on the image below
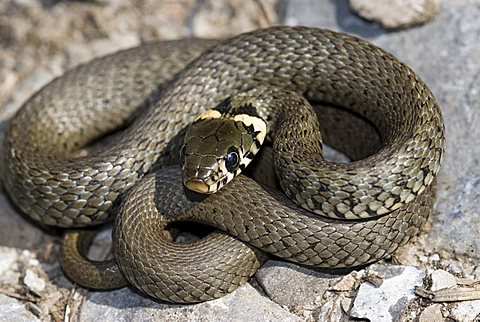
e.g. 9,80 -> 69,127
225,147 -> 240,172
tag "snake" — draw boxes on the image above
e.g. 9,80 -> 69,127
0,26 -> 445,303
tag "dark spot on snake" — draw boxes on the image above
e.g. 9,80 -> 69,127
272,64 -> 284,73
318,183 -> 328,192
245,124 -> 255,135
233,121 -> 242,132
235,104 -> 259,117
244,151 -> 254,160
214,97 -> 231,115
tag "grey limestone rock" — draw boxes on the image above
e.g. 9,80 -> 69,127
451,300 -> 480,322
349,0 -> 440,29
0,294 -> 39,322
255,260 -> 343,319
80,284 -> 300,322
350,265 -> 425,322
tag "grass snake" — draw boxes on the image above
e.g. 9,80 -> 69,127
1,27 -> 445,303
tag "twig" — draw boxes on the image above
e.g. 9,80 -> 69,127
416,286 -> 480,302
0,288 -> 37,303
64,285 -> 78,322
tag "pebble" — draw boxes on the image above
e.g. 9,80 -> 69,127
349,0 -> 440,29
315,297 -> 347,321
23,269 -> 46,295
418,304 -> 445,322
430,253 -> 441,262
0,247 -> 18,275
430,269 -> 457,291
446,261 -> 464,275
331,271 -> 363,292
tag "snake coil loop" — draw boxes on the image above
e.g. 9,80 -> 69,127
1,27 -> 444,303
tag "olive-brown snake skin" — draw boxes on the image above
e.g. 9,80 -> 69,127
1,27 -> 445,303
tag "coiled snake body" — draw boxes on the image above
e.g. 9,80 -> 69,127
1,27 -> 445,303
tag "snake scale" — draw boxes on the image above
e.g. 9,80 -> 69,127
1,27 -> 445,303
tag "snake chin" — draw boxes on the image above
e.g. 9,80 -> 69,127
184,178 -> 211,194
183,167 -> 235,195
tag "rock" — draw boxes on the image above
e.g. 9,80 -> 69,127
80,284 -> 300,322
314,271 -> 364,321
255,260 -> 343,317
0,248 -> 23,292
0,294 -> 39,322
418,304 -> 445,322
430,253 -> 441,262
349,0 -> 440,29
430,269 -> 457,291
315,297 -> 349,322
192,0 -> 277,38
23,269 -> 46,295
350,265 -> 425,322
0,247 -> 18,276
87,225 -> 113,261
450,300 -> 480,322
280,0 -> 339,30
279,0 -> 386,37
323,145 -> 350,163
446,261 -> 463,276
331,271 -> 364,293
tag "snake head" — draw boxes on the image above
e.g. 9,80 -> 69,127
181,107 -> 266,194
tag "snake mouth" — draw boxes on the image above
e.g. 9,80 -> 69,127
184,179 -> 211,194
